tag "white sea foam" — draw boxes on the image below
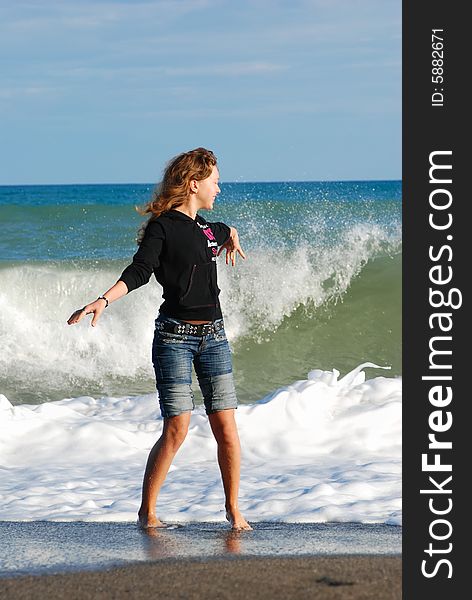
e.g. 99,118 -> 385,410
0,364 -> 401,525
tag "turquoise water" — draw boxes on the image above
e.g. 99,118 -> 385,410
0,181 -> 401,405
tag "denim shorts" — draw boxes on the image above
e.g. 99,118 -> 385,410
152,314 -> 238,418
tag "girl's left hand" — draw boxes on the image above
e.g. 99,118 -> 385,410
217,227 -> 246,266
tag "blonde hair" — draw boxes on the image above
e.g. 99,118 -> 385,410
136,147 -> 217,243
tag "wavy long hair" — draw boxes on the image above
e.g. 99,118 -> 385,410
136,147 -> 217,243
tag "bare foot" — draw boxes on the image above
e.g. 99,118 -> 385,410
225,508 -> 253,531
137,512 -> 167,529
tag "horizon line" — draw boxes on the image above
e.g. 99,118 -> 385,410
0,178 -> 402,188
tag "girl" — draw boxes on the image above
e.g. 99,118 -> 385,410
67,148 -> 251,531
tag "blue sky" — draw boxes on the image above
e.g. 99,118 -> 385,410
0,0 -> 401,184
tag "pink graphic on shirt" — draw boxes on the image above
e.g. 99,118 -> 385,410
202,227 -> 216,241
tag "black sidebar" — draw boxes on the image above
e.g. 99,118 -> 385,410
403,2 -> 467,598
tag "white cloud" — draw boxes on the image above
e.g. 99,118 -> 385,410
38,61 -> 287,82
0,0 -> 216,32
0,85 -> 59,100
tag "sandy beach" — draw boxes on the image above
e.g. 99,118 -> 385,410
1,555 -> 401,600
0,522 -> 401,598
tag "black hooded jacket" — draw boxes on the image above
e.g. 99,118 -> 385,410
119,209 -> 231,321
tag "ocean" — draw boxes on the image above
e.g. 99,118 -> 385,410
0,180 -> 402,525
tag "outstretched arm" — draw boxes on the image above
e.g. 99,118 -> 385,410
217,227 -> 246,267
67,280 -> 129,327
68,219 -> 164,327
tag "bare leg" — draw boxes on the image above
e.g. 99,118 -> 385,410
138,412 -> 191,529
208,409 -> 252,530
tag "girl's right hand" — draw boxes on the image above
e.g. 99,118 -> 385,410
67,298 -> 107,327
217,227 -> 246,267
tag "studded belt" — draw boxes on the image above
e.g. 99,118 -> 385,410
158,320 -> 224,337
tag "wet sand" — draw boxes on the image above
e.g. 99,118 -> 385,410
0,522 -> 401,598
0,521 -> 401,576
1,555 -> 401,599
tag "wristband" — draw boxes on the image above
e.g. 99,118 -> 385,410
97,295 -> 109,308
